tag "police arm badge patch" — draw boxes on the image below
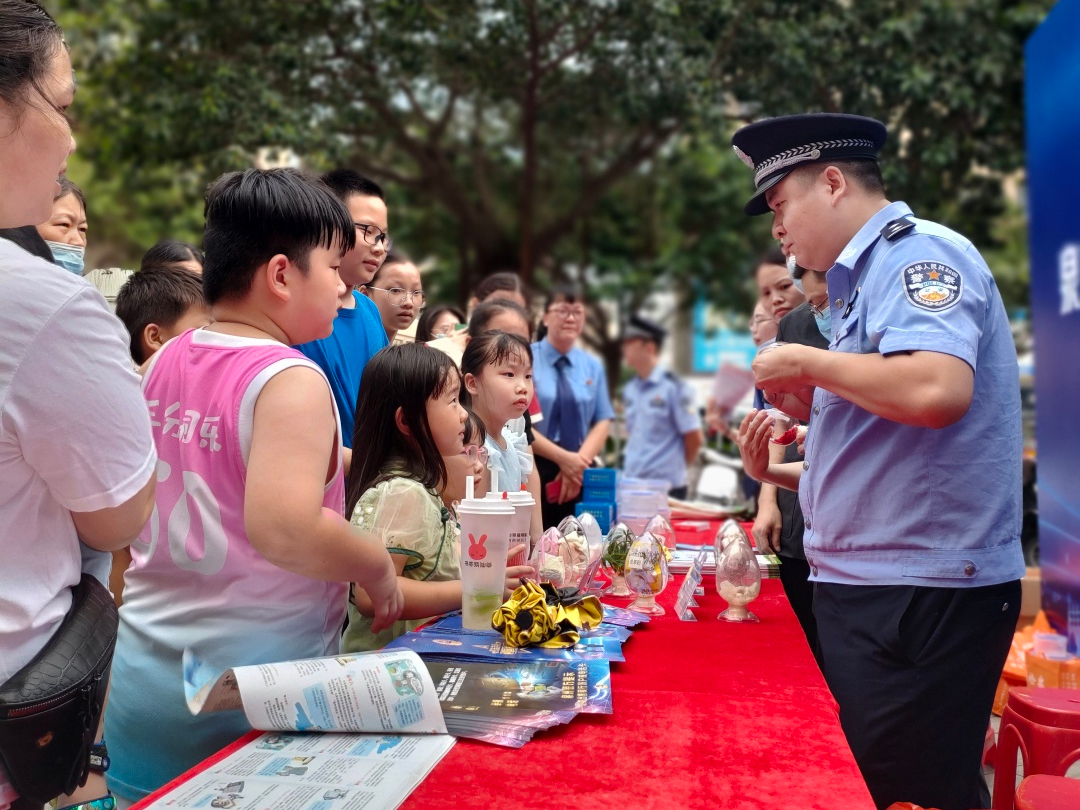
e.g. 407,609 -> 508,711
901,261 -> 963,311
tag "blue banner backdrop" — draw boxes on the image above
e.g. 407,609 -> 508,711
691,297 -> 757,373
1026,0 -> 1080,641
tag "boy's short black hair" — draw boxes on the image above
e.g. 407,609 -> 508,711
320,169 -> 385,202
115,266 -> 205,364
201,168 -> 356,305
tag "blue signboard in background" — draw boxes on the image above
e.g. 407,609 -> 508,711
1026,0 -> 1080,639
691,296 -> 757,373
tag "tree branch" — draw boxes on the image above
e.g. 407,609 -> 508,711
536,122 -> 679,246
429,83 -> 459,146
539,10 -> 614,76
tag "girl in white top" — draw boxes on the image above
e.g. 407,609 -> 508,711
461,331 -> 535,492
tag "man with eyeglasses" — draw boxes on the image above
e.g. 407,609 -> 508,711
295,169 -> 391,459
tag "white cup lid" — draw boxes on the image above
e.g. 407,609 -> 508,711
458,497 -> 515,514
484,490 -> 535,506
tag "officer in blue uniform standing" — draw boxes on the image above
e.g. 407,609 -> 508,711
621,315 -> 704,499
731,113 -> 1024,810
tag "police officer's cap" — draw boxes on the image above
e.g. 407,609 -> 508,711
731,113 -> 887,216
622,315 -> 666,346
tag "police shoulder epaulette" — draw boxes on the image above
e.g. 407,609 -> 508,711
880,217 -> 915,241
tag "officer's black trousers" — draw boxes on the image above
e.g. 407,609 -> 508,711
814,579 -> 1020,810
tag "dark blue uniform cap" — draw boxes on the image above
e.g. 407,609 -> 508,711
731,113 -> 888,216
622,314 -> 666,345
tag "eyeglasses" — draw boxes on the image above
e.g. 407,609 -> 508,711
366,286 -> 426,307
547,305 -> 586,320
354,223 -> 392,250
807,297 -> 829,318
463,445 -> 490,466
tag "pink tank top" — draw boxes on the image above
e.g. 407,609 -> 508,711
122,329 -> 347,665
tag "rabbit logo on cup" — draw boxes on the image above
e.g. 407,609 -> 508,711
468,533 -> 489,561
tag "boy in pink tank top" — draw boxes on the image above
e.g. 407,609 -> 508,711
105,169 -> 404,803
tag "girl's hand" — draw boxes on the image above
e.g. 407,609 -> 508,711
796,425 -> 809,456
736,409 -> 774,483
504,562 -> 536,598
364,554 -> 406,634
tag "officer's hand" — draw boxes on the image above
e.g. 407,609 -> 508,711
737,409 -> 773,483
752,343 -> 809,395
753,501 -> 783,555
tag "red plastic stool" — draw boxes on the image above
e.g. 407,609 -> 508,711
1014,774 -> 1080,810
992,687 -> 1080,810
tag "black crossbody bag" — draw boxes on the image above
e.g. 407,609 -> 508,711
0,574 -> 118,804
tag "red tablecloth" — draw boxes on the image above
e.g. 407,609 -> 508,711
402,581 -> 872,810
134,522 -> 874,810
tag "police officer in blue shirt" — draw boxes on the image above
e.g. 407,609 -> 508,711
731,113 -> 1024,810
621,315 -> 704,499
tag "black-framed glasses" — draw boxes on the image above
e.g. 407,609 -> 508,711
354,222 -> 392,250
808,297 -> 829,318
366,285 -> 426,307
547,304 -> 586,320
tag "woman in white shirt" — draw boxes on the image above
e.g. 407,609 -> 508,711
0,4 -> 157,808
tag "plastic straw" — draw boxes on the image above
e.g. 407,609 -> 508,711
490,465 -> 499,494
465,471 -> 475,501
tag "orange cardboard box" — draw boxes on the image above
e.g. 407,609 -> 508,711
1025,650 -> 1080,689
993,611 -> 1055,715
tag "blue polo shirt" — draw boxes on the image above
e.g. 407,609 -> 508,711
531,339 -> 615,448
623,366 -> 701,489
800,201 -> 1025,587
295,291 -> 388,448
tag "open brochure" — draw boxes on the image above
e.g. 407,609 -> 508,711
138,731 -> 455,810
183,649 -> 447,734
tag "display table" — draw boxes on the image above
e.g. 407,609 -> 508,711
133,524 -> 873,810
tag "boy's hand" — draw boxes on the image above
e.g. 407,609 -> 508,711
365,554 -> 405,633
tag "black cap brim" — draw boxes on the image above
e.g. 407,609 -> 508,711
743,171 -> 788,217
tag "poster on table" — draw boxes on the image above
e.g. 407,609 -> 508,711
1025,0 -> 1080,643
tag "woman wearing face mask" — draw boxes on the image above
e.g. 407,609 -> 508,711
750,257 -> 828,667
35,176 -> 87,275
0,3 -> 158,808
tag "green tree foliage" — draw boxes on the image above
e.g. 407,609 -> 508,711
55,0 -> 1047,318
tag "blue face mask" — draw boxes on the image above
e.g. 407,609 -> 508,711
814,306 -> 832,340
45,240 -> 85,276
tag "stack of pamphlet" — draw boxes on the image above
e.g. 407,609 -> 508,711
382,606 -> 647,747
668,548 -> 781,578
